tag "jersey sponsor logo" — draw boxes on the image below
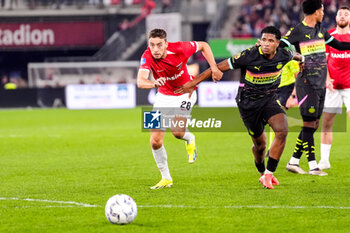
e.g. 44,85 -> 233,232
305,34 -> 311,39
245,70 -> 282,84
160,70 -> 184,81
140,57 -> 146,65
176,62 -> 183,70
330,52 -> 350,59
157,69 -> 165,72
300,39 -> 326,56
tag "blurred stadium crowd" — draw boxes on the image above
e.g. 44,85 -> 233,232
231,0 -> 349,38
0,0 -> 166,10
1,0 -> 350,91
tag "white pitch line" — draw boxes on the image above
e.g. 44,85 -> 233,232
0,134 -> 61,138
3,205 -> 95,209
0,197 -> 99,208
139,204 -> 350,210
1,198 -> 349,210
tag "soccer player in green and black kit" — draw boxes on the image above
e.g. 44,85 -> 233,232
281,0 -> 350,176
176,26 -> 304,189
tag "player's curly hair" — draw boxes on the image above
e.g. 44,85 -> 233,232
148,29 -> 167,40
261,26 -> 281,40
302,0 -> 323,15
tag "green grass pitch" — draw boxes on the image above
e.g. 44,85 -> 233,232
0,108 -> 349,233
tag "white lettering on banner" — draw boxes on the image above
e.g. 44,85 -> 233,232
163,118 -> 222,128
330,53 -> 350,59
0,25 -> 54,46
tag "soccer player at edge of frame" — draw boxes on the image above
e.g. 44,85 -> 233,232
319,6 -> 350,170
280,0 -> 350,176
176,26 -> 305,189
137,28 -> 223,190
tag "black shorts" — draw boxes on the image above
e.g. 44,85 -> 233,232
276,83 -> 294,108
237,95 -> 286,138
296,84 -> 326,121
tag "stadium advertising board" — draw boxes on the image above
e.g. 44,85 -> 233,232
198,81 -> 239,107
0,22 -> 104,48
209,39 -> 256,58
66,84 -> 135,109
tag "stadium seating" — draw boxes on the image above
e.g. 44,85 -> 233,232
230,0 -> 341,38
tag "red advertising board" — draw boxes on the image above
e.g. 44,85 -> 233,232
0,21 -> 104,48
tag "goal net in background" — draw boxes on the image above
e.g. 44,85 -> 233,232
28,61 -> 140,88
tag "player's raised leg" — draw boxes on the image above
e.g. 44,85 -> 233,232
171,116 -> 197,163
184,131 -> 197,163
150,129 -> 173,189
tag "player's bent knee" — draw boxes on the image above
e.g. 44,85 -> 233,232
257,145 -> 266,154
254,141 -> 266,153
171,131 -> 185,139
150,137 -> 163,149
255,145 -> 266,157
275,131 -> 287,143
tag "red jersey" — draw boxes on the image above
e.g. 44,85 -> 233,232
139,41 -> 198,96
326,28 -> 350,89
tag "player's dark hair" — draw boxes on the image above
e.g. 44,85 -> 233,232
148,29 -> 167,40
302,0 -> 323,15
261,26 -> 281,40
339,6 -> 350,11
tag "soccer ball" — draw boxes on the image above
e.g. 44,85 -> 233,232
105,194 -> 137,224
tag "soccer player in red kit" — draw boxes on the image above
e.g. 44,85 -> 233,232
137,28 -> 222,189
320,6 -> 350,170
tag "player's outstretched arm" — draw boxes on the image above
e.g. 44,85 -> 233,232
137,69 -> 166,89
174,59 -> 230,96
197,41 -> 223,82
328,38 -> 350,51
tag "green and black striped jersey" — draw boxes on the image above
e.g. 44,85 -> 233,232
228,46 -> 293,100
281,21 -> 333,89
